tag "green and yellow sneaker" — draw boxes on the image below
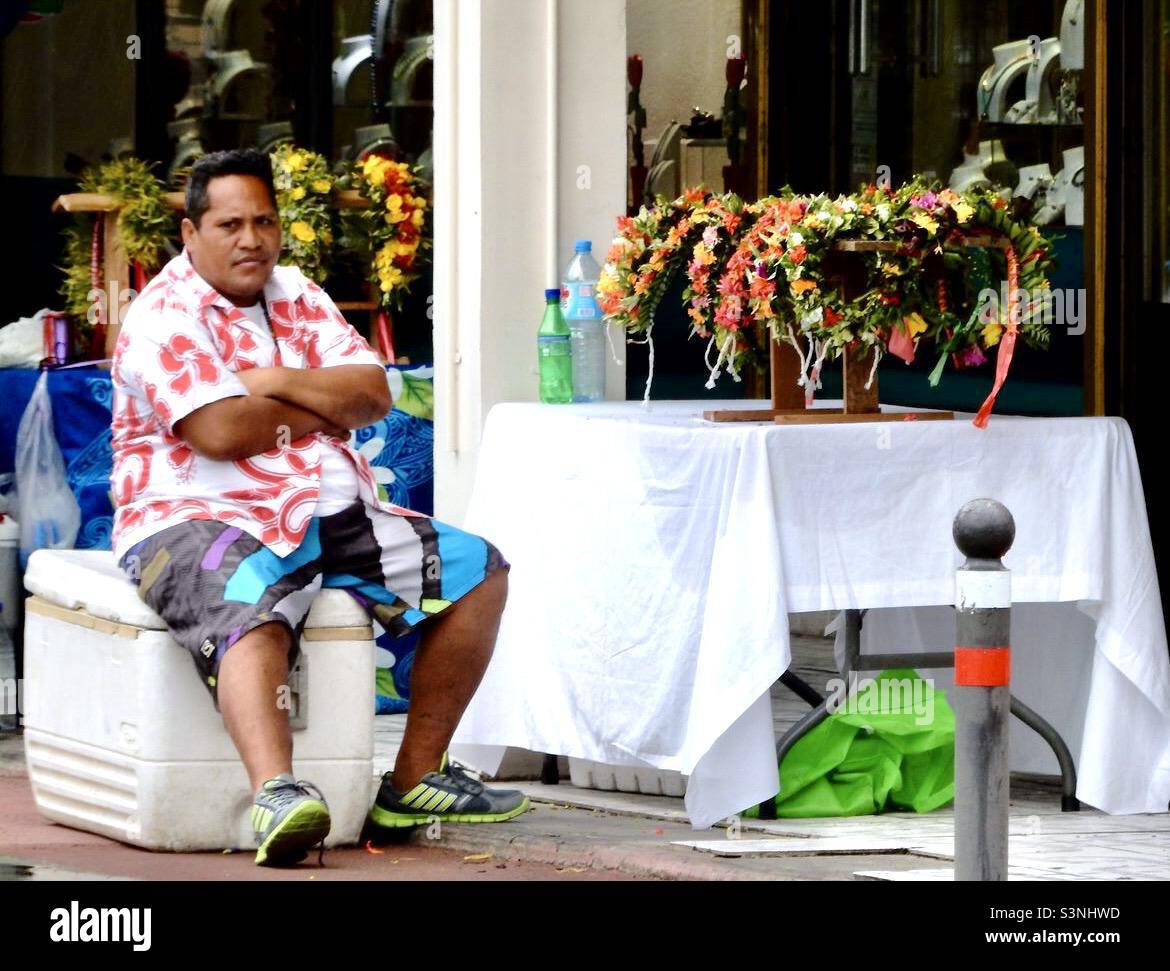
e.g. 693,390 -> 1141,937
252,774 -> 331,867
367,754 -> 530,829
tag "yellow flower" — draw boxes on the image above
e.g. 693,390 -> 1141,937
312,179 -> 331,193
881,262 -> 903,277
909,211 -> 939,234
410,208 -> 425,229
902,312 -> 928,338
291,186 -> 306,201
362,156 -> 391,187
982,320 -> 1003,347
952,199 -> 974,224
378,266 -> 405,292
290,220 -> 316,243
692,243 -> 715,266
285,152 -> 307,173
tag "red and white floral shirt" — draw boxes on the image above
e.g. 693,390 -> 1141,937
111,249 -> 418,560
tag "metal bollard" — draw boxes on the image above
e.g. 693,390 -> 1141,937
952,498 -> 1014,881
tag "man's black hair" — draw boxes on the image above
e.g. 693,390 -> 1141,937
185,149 -> 277,226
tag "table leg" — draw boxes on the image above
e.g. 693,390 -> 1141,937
778,670 -> 824,708
541,753 -> 560,785
1009,695 -> 1080,811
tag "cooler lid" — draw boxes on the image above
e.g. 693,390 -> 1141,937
23,549 -> 370,632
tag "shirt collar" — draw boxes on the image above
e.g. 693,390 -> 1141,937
173,248 -> 306,313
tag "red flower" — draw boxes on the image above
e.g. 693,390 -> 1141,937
788,245 -> 807,265
158,334 -> 221,396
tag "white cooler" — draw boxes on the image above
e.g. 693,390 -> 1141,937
21,549 -> 376,852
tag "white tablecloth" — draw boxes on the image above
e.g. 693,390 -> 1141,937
451,400 -> 1170,828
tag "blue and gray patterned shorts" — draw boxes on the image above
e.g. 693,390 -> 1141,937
120,501 -> 508,705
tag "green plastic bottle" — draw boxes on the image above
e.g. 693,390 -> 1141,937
537,287 -> 573,403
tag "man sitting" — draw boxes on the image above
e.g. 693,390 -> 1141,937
111,149 -> 527,866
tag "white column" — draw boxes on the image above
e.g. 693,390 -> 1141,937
432,0 -> 627,524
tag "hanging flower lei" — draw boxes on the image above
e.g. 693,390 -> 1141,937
600,176 -> 1056,397
599,186 -> 718,333
270,144 -> 336,284
346,155 -> 430,311
680,192 -> 771,384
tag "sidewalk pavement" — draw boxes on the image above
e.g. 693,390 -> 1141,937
6,723 -> 1168,881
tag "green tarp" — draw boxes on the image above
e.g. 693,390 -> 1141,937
745,669 -> 955,819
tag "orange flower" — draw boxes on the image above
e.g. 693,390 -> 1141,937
749,276 -> 775,300
683,186 -> 706,205
790,278 -> 818,296
606,241 -> 629,263
788,245 -> 808,265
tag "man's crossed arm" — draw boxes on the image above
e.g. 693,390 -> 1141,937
174,365 -> 392,462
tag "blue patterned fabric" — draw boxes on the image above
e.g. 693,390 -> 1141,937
0,364 -> 435,551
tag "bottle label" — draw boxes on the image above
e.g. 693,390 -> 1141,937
565,282 -> 599,320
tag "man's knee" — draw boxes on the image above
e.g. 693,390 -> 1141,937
459,567 -> 508,618
221,621 -> 294,671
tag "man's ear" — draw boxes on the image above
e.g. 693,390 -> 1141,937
180,216 -> 196,249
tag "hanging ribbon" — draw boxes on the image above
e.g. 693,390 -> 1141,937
90,216 -> 106,359
973,241 -> 1019,428
375,310 -> 396,364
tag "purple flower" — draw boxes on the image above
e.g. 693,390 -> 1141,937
956,344 -> 987,368
910,191 -> 940,211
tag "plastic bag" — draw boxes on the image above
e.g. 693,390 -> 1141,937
0,309 -> 50,368
744,669 -> 955,819
14,372 -> 80,567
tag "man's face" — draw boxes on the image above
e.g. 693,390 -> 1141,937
181,174 -> 282,306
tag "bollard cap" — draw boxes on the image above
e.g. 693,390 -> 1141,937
953,498 -> 1015,560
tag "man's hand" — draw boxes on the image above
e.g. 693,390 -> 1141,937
235,365 -> 391,430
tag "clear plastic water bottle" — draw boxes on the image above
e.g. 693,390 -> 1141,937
0,604 -> 16,731
563,240 -> 606,403
537,288 -> 573,404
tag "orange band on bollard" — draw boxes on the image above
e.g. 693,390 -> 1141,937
955,647 -> 1011,686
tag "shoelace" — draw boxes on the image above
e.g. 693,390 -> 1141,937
261,777 -> 329,865
442,760 -> 485,796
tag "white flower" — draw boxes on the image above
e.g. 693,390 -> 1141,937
789,231 -> 804,247
800,307 -> 824,327
385,369 -> 403,402
356,438 -> 397,486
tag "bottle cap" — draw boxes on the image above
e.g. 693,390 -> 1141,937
574,240 -> 592,252
544,288 -> 561,301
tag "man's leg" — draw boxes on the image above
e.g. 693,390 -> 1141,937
390,567 -> 508,792
217,621 -> 295,792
